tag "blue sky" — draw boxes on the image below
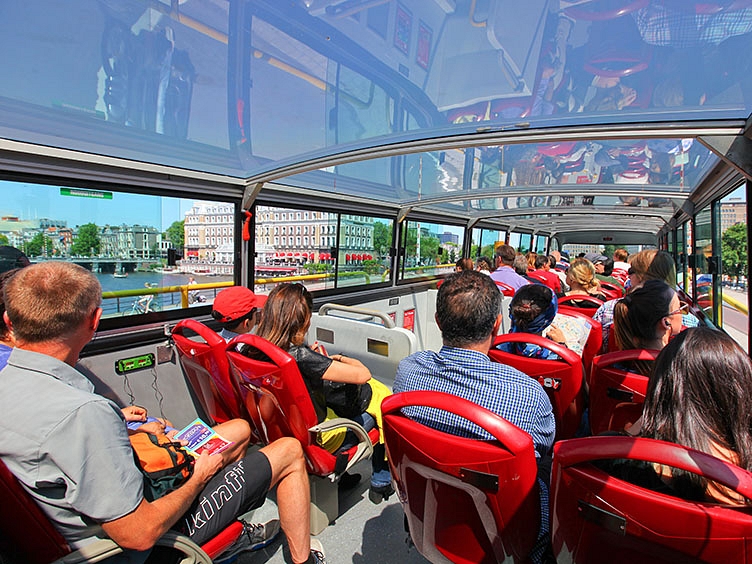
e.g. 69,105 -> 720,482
0,181 -> 195,230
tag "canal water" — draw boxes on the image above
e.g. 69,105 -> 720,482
98,271 -> 232,316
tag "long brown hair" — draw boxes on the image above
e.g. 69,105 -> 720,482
256,283 -> 313,351
643,327 -> 752,500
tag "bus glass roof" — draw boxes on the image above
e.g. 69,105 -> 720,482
0,1 -> 749,235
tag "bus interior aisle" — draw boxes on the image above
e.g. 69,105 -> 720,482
242,458 -> 430,564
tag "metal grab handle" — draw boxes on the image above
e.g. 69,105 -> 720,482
317,303 -> 395,329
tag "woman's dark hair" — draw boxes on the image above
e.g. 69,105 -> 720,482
613,279 -> 675,351
456,258 -> 474,271
256,283 -> 313,351
475,256 -> 493,272
642,327 -> 752,498
509,284 -> 554,332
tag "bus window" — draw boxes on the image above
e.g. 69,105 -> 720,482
518,233 -> 532,254
534,235 -> 548,254
471,227 -> 507,259
337,216 -> 392,289
694,206 -> 712,315
255,206 -> 393,293
720,191 -> 748,352
0,180 -> 232,320
508,232 -> 521,250
399,220 -> 462,280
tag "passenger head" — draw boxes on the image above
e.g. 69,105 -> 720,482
256,283 -> 313,350
613,248 -> 629,262
599,256 -> 614,276
455,258 -> 474,272
627,249 -> 676,288
0,246 -> 30,275
475,256 -> 493,272
612,279 -> 682,351
495,244 -> 516,267
509,284 -> 557,334
566,257 -> 599,293
436,270 -> 501,348
4,262 -> 101,344
534,254 -> 550,270
642,327 -> 752,482
211,286 -> 267,334
526,252 -> 537,271
513,254 -> 528,276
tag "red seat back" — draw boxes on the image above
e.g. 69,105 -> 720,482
490,333 -> 584,440
557,294 -> 604,317
551,436 -> 752,563
495,280 -> 515,297
599,282 -> 624,299
172,319 -> 242,423
382,391 -> 540,564
558,306 -> 603,387
588,349 -> 659,435
226,334 -> 378,476
0,457 -> 69,563
0,456 -> 240,562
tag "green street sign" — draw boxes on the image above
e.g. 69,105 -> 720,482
60,188 -> 113,200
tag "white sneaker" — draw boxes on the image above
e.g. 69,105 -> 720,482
309,538 -> 327,564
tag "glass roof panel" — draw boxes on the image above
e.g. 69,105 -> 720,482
0,0 -> 747,185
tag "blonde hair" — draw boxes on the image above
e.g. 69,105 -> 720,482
568,258 -> 599,293
4,262 -> 101,343
628,250 -> 676,287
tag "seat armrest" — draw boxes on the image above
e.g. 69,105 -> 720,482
309,417 -> 375,475
53,531 -> 212,564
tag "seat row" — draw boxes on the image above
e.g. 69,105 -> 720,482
382,390 -> 752,564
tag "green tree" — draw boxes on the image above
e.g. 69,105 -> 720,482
71,223 -> 101,257
373,222 -> 392,257
165,220 -> 185,251
721,222 -> 747,281
603,244 -> 618,258
0,234 -> 8,246
420,236 -> 440,262
24,232 -> 53,257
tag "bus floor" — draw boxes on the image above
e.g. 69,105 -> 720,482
235,456 -> 428,564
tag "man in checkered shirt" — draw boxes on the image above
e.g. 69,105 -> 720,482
394,270 -> 555,562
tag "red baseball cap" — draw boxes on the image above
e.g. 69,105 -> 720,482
212,286 -> 267,323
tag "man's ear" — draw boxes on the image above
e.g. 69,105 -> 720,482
91,307 -> 103,332
492,314 -> 502,336
434,312 -> 442,330
3,311 -> 11,331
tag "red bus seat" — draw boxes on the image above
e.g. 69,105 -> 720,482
382,391 -> 541,564
172,319 -> 244,424
490,333 -> 585,440
588,349 -> 659,435
0,456 -> 238,564
551,436 -> 752,563
599,281 -> 624,300
225,334 -> 377,533
495,280 -> 516,297
557,305 -> 603,386
557,294 -> 604,318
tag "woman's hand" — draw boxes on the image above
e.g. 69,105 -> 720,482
546,325 -> 567,346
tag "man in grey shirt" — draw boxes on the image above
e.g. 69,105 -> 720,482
0,262 -> 325,564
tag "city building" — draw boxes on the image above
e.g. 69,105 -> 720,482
720,200 -> 747,233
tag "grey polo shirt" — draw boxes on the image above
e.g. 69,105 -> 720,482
0,348 -> 144,549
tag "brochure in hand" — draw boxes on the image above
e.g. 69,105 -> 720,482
174,418 -> 233,457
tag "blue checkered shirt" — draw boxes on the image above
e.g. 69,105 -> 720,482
393,346 -> 555,458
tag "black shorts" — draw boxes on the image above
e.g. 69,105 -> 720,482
177,450 -> 272,545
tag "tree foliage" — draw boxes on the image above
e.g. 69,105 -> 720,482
71,223 -> 101,257
165,220 -> 185,250
373,222 -> 392,256
24,232 -> 53,257
721,222 -> 747,279
0,234 -> 8,246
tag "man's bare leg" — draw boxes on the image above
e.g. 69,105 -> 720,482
260,437 -> 312,564
213,419 -> 252,465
